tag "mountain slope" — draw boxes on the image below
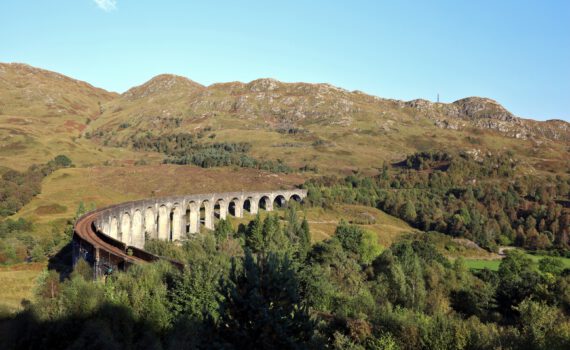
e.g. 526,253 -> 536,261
405,97 -> 569,141
0,63 -> 568,174
0,64 -> 141,170
88,74 -> 569,174
0,63 -> 116,118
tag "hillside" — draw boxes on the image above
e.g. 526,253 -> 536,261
0,63 -> 116,119
0,64 -> 150,170
87,74 -> 569,174
1,63 -> 568,175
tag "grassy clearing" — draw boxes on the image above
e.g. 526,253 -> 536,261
0,262 -> 45,314
225,203 -> 415,248
526,253 -> 570,268
464,259 -> 501,271
304,204 -> 415,246
464,251 -> 570,271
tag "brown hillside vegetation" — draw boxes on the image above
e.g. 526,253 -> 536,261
1,63 -> 568,175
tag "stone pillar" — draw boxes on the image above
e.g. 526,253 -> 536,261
250,197 -> 259,215
219,201 -> 228,220
266,199 -> 274,212
234,200 -> 243,218
158,206 -> 169,240
94,247 -> 100,279
132,210 -> 143,248
189,206 -> 199,234
172,207 -> 182,241
121,213 -> 131,245
204,203 -> 214,230
145,208 -> 157,240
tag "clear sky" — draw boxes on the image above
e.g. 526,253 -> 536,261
1,0 -> 569,121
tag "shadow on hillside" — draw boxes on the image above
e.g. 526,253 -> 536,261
0,303 -> 162,350
47,241 -> 73,281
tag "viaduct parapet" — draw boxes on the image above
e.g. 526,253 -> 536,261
73,189 -> 307,276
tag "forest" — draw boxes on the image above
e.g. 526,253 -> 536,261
303,151 -> 570,253
131,132 -> 292,172
1,150 -> 569,349
2,205 -> 570,349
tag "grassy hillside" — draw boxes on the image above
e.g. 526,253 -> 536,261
86,75 -> 569,175
0,262 -> 45,313
1,63 -> 568,175
0,63 -> 568,320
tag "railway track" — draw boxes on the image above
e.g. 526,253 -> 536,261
73,209 -> 151,273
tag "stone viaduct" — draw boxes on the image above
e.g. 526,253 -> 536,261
73,189 -> 307,276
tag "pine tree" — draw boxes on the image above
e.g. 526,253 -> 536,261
284,206 -> 300,241
214,217 -> 233,242
299,217 -> 311,259
216,251 -> 314,348
246,214 -> 264,252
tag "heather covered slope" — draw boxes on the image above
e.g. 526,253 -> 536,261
1,63 -> 568,174
0,64 -> 150,170
0,63 -> 116,118
88,74 -> 570,174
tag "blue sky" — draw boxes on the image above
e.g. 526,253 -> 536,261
1,1 -> 569,121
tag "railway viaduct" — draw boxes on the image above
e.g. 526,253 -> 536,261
73,189 -> 307,276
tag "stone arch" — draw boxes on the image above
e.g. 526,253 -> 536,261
229,198 -> 243,217
132,210 -> 143,248
171,205 -> 182,241
273,194 -> 287,209
185,207 -> 191,234
289,194 -> 302,203
144,207 -> 156,240
259,195 -> 272,211
158,205 -> 169,240
121,212 -> 131,244
109,216 -> 118,239
243,198 -> 252,213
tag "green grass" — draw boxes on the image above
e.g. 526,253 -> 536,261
526,253 -> 570,268
0,263 -> 45,314
464,259 -> 501,271
464,251 -> 570,271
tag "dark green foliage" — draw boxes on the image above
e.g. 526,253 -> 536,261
216,251 -> 315,348
304,151 -> 570,251
131,132 -> 292,172
4,213 -> 570,349
335,219 -> 382,264
214,217 -> 233,242
53,154 -> 73,167
496,250 -> 543,319
0,217 -> 72,265
299,216 -> 311,258
245,214 -> 264,252
539,256 -> 565,275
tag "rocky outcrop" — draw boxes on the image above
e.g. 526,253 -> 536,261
122,74 -> 204,101
404,97 -> 569,141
